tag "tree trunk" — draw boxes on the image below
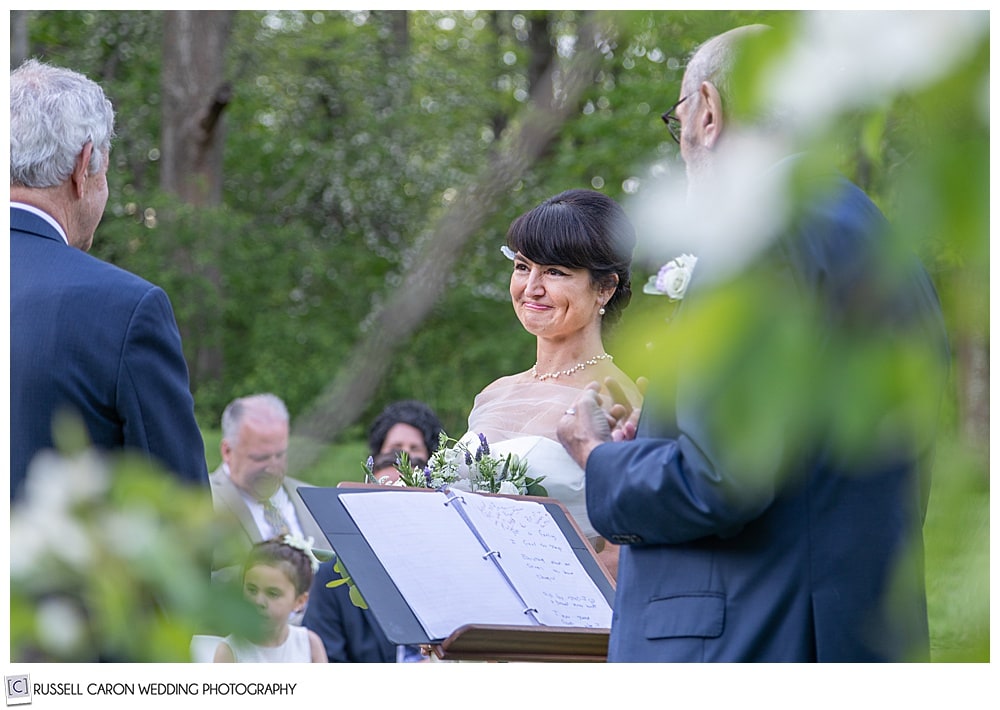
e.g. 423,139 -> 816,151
381,10 -> 409,61
525,11 -> 555,106
159,10 -> 234,390
10,11 -> 29,69
160,10 -> 234,206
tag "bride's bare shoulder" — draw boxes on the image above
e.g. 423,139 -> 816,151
480,370 -> 532,394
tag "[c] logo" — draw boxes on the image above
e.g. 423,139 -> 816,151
5,675 -> 31,706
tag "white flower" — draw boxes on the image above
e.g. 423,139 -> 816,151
102,509 -> 160,560
643,253 -> 698,300
282,534 -> 321,572
36,597 -> 88,656
498,481 -> 520,496
374,432 -> 544,496
24,450 -> 110,513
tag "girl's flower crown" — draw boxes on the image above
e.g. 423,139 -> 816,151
281,534 -> 321,573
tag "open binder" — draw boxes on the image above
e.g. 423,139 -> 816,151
298,484 -> 615,661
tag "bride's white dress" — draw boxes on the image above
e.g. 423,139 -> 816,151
461,380 -> 597,541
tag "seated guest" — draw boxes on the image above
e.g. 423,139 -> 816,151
214,537 -> 327,663
366,400 -> 445,484
209,393 -> 332,595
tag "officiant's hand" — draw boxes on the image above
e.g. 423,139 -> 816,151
557,383 -> 613,469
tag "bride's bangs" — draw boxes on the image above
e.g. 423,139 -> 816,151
507,207 -> 592,270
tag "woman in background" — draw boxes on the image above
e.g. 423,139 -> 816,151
367,399 -> 445,484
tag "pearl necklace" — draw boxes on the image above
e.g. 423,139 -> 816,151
531,353 -> 613,381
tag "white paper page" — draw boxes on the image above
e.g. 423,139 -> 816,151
338,490 -> 534,640
460,494 -> 613,629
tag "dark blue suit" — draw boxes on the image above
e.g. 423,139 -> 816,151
10,206 -> 208,497
303,559 -> 398,662
587,172 -> 948,662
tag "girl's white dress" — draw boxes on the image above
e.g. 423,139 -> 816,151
223,624 -> 311,662
463,380 -> 597,541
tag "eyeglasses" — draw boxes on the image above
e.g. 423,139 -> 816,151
661,93 -> 691,144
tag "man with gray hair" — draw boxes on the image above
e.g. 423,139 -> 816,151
558,25 -> 949,662
209,393 -> 332,587
10,58 -> 208,497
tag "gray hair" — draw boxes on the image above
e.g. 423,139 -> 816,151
682,24 -> 782,130
221,393 -> 290,445
10,58 -> 116,188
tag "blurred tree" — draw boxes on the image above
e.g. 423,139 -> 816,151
159,10 -> 235,389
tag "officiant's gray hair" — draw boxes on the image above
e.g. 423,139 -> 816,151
506,188 -> 636,326
221,393 -> 290,445
682,24 -> 788,133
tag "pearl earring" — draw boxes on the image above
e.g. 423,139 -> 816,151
599,307 -> 606,316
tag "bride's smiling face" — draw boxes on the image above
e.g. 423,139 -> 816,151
510,254 -> 603,338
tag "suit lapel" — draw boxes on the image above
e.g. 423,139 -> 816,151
212,468 -> 264,544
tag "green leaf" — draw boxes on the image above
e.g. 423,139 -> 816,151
348,584 -> 369,610
312,548 -> 334,562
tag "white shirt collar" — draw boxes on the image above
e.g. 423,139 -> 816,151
11,202 -> 69,245
222,462 -> 297,529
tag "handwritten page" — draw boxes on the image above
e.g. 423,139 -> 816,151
338,491 -> 536,640
459,493 -> 612,629
339,489 -> 612,640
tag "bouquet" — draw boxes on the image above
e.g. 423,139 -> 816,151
364,431 -> 547,496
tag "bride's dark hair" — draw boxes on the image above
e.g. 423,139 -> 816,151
506,188 -> 636,326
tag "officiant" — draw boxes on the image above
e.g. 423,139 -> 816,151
556,24 -> 950,662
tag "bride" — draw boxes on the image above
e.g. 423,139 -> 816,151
462,189 -> 642,579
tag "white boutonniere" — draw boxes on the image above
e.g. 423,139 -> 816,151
643,253 -> 698,300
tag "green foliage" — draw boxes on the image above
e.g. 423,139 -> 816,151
21,10 -> 989,662
10,442 -> 255,662
23,9 -> 802,432
923,436 -> 990,662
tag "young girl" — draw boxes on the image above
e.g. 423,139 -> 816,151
214,535 -> 328,663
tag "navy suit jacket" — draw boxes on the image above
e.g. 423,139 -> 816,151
10,207 -> 208,498
587,172 -> 949,662
303,558 -> 397,662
